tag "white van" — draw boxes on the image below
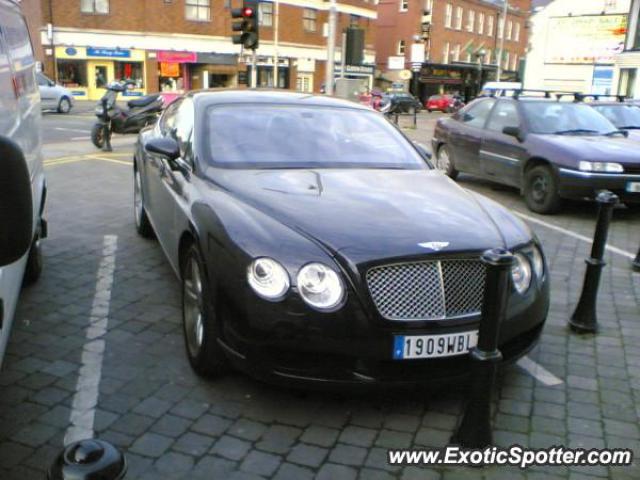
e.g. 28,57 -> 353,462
480,81 -> 523,97
0,0 -> 47,368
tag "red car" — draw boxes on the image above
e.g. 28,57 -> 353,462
426,94 -> 458,113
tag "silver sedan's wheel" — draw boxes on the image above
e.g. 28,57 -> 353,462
134,167 -> 153,238
183,256 -> 205,359
58,97 -> 71,114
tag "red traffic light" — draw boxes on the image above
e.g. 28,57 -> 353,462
242,7 -> 254,17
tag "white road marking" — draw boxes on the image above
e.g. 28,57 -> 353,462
54,127 -> 91,133
71,136 -> 91,141
517,355 -> 563,386
64,235 -> 118,445
514,211 -> 636,260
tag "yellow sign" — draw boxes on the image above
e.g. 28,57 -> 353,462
160,62 -> 180,77
55,46 -> 146,62
545,15 -> 627,64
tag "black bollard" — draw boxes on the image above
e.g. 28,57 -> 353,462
451,248 -> 514,448
633,246 -> 640,272
48,439 -> 127,480
569,190 -> 619,333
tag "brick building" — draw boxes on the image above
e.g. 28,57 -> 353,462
22,0 -> 376,100
376,0 -> 530,101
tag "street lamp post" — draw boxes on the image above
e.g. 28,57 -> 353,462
474,49 -> 486,96
496,0 -> 508,81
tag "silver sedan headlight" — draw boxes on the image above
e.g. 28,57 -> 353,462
297,263 -> 345,310
530,245 -> 544,279
247,258 -> 290,301
511,252 -> 532,294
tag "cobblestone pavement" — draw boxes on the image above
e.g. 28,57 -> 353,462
0,134 -> 639,479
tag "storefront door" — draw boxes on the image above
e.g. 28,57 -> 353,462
87,61 -> 114,100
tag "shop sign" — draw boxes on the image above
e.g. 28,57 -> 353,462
335,64 -> 375,74
86,47 -> 131,58
388,56 -> 405,70
65,47 -> 78,56
160,62 -> 180,77
158,51 -> 197,63
196,52 -> 237,65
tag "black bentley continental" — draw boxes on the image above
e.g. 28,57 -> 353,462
133,90 -> 549,387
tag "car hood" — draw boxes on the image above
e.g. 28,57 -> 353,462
209,168 -> 525,265
531,134 -> 640,164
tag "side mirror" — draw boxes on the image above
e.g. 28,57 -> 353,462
502,126 -> 524,141
48,80 -> 55,87
145,137 -> 180,161
0,137 -> 33,267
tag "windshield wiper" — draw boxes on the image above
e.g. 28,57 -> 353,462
553,129 -> 599,135
604,130 -> 628,137
619,125 -> 640,130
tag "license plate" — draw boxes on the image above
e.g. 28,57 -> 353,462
393,331 -> 478,360
626,182 -> 640,193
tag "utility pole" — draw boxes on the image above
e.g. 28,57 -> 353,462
325,0 -> 337,95
496,0 -> 508,81
273,0 -> 279,87
251,49 -> 257,88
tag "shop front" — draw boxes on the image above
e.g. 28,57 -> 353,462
334,64 -> 374,92
158,51 -> 238,92
55,46 -> 147,100
417,63 -> 498,103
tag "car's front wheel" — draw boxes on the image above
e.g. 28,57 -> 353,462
524,165 -> 562,214
23,233 -> 43,285
58,97 -> 72,114
182,244 -> 229,377
134,167 -> 154,238
436,145 -> 459,179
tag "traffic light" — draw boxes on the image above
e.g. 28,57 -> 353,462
231,0 -> 259,50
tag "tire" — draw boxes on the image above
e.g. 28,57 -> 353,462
91,123 -> 105,149
524,165 -> 562,214
134,166 -> 154,238
436,144 -> 459,179
182,244 -> 229,377
57,97 -> 72,114
23,234 -> 43,286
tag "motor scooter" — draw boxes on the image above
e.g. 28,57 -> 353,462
91,80 -> 164,151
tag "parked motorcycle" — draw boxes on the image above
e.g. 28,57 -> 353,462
91,80 -> 164,151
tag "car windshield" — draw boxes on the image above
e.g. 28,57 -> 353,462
591,105 -> 640,128
204,105 -> 428,169
521,102 -> 618,135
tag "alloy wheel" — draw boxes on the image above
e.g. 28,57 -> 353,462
134,170 -> 143,227
437,148 -> 451,172
531,174 -> 548,203
183,256 -> 205,358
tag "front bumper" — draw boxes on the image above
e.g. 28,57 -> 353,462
557,168 -> 640,203
221,274 -> 550,389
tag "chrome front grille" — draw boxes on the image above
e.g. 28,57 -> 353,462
366,259 -> 486,321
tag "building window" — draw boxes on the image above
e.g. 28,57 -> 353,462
57,60 -> 87,87
185,0 -> 210,21
619,69 -> 637,97
445,3 -> 453,28
466,10 -> 475,32
424,0 -> 433,14
453,44 -> 460,61
514,22 -> 520,42
399,0 -> 409,12
115,62 -> 144,88
296,74 -> 313,93
259,2 -> 273,27
454,6 -> 463,30
498,17 -> 504,39
350,14 -> 360,26
443,42 -> 450,63
478,13 -> 484,35
506,20 -> 513,40
303,9 -> 317,32
398,40 -> 406,55
487,15 -> 494,36
80,0 -> 109,14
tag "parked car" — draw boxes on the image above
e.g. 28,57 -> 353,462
383,92 -> 422,113
589,102 -> 640,141
0,0 -> 47,368
432,93 -> 640,213
426,94 -> 457,113
37,72 -> 74,113
134,90 -> 549,386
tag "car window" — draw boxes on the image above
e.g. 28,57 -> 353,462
36,73 -> 49,87
205,105 -> 428,170
521,102 -> 616,134
0,8 -> 36,98
487,101 -> 519,133
173,98 -> 194,161
159,98 -> 182,135
459,99 -> 495,128
591,105 -> 640,128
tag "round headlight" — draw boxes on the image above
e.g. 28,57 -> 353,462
247,258 -> 290,301
297,263 -> 345,310
531,245 -> 544,279
511,253 -> 532,294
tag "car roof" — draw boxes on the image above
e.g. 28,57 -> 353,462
190,89 -> 370,111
